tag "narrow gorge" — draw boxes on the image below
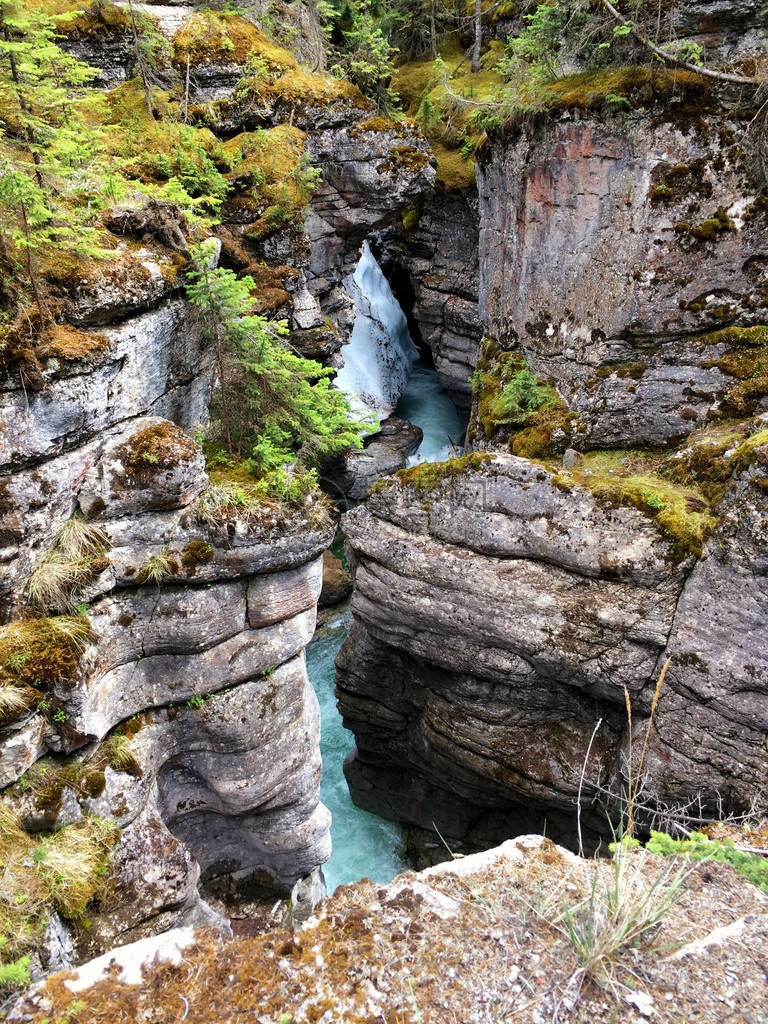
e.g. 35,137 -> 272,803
1,0 -> 768,1020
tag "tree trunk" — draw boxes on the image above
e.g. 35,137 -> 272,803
127,1 -> 154,118
19,200 -> 47,318
182,53 -> 191,124
471,0 -> 482,73
429,0 -> 437,61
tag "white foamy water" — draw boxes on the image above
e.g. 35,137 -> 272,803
335,241 -> 418,424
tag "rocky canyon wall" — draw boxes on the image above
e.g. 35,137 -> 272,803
338,60 -> 768,856
0,0 -> 448,974
0,275 -> 334,960
372,189 -> 484,411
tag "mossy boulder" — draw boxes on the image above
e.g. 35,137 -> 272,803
79,417 -> 207,518
467,340 -> 572,457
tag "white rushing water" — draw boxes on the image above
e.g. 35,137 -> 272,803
396,363 -> 468,464
308,248 -> 470,894
335,241 -> 418,424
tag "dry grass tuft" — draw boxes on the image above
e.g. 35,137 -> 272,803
135,552 -> 179,586
25,554 -> 93,612
0,684 -> 39,722
0,803 -> 117,970
98,733 -> 142,777
557,841 -> 694,996
25,517 -> 109,612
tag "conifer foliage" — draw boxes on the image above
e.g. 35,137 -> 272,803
0,0 -> 109,307
185,240 -> 362,484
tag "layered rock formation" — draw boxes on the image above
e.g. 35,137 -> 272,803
477,102 -> 768,451
324,415 -> 423,504
338,440 -> 768,852
337,58 -> 768,855
1,386 -> 333,959
373,189 -> 483,411
0,0 -> 445,970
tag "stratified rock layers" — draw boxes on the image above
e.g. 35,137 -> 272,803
338,451 -> 768,851
337,87 -> 768,851
1,402 -> 333,957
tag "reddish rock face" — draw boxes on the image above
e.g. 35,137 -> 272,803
319,549 -> 353,609
477,112 -> 768,450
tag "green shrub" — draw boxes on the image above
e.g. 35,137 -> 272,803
0,951 -> 31,990
646,830 -> 768,893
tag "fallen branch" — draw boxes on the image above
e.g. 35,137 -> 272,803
597,0 -> 759,87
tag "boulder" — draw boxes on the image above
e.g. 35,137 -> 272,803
318,549 -> 352,609
336,448 -> 768,850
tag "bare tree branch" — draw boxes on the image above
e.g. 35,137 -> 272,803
597,0 -> 759,86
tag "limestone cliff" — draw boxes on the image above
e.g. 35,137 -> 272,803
0,0 -> 442,974
337,19 -> 768,857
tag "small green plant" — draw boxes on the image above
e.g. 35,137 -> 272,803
499,0 -> 564,93
187,694 -> 212,709
4,651 -> 29,672
603,91 -> 631,113
646,830 -> 768,893
260,665 -> 276,678
53,708 -> 69,723
0,952 -> 31,989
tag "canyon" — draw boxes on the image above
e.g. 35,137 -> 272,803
1,0 -> 768,1018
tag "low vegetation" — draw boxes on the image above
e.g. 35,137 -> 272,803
646,828 -> 768,893
135,552 -> 179,586
0,804 -> 117,987
24,517 -> 109,612
469,340 -> 573,456
9,733 -> 142,816
0,615 -> 90,725
198,467 -> 335,534
552,458 -> 717,559
372,450 -> 494,495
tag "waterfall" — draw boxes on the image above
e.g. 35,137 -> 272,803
336,241 -> 418,423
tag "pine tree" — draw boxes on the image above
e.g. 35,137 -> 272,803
125,0 -> 170,118
329,0 -> 399,110
185,241 -> 362,473
471,0 -> 482,73
0,0 -> 108,308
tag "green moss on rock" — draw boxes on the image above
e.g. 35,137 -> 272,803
696,325 -> 768,416
372,452 -> 494,495
181,540 -> 214,571
469,340 -> 571,456
676,207 -> 735,242
118,423 -> 198,479
0,616 -> 90,723
552,455 -> 717,560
